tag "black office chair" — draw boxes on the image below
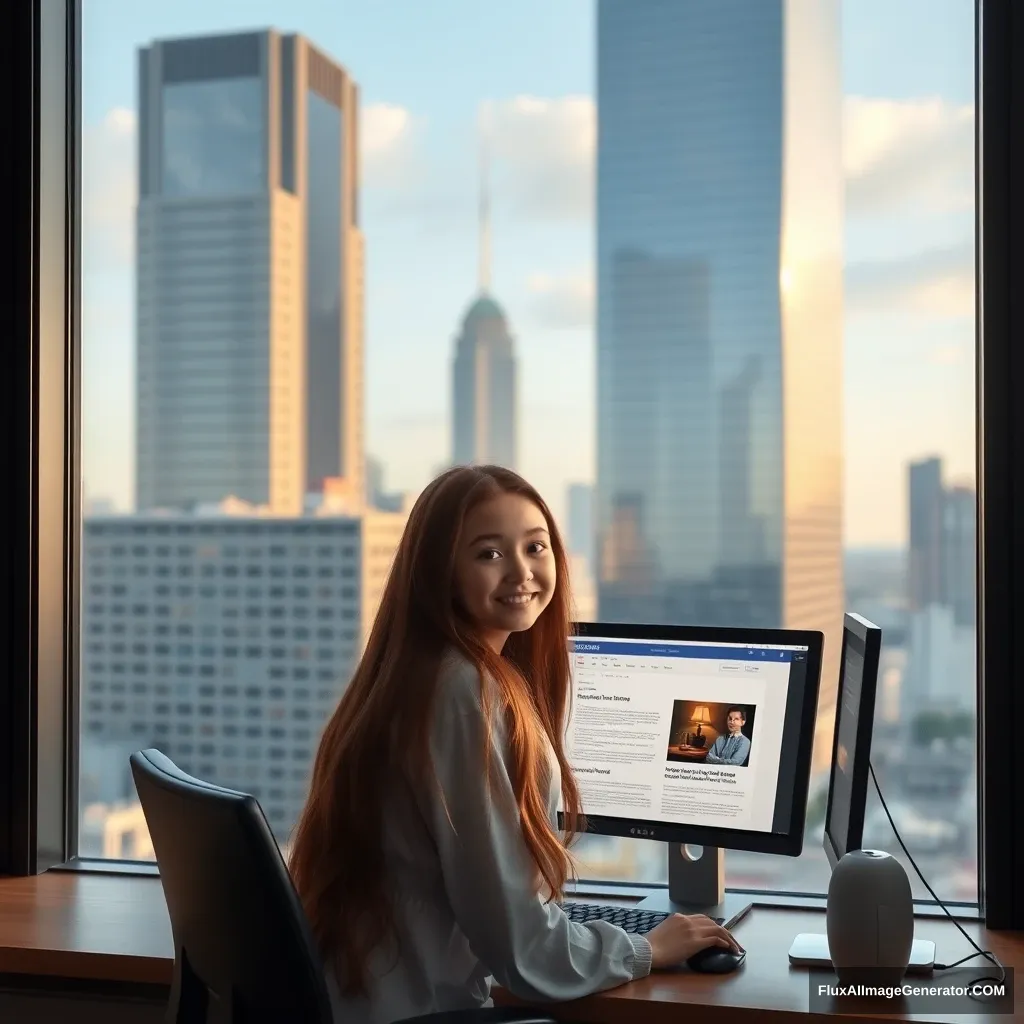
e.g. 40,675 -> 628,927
130,749 -> 555,1024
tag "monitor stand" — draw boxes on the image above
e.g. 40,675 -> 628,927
635,844 -> 753,925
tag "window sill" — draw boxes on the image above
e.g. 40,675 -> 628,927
54,857 -> 983,920
50,857 -> 159,877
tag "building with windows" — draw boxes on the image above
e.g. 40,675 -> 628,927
908,457 -> 945,612
900,603 -> 975,721
902,457 -> 977,728
909,457 -> 975,628
942,485 -> 976,629
135,30 -> 364,514
79,507 -> 403,841
595,0 -> 844,769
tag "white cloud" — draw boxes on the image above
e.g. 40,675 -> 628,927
844,96 -> 973,215
363,92 -> 970,230
83,107 -> 136,271
361,102 -> 420,189
527,271 -> 595,329
846,240 -> 974,320
474,93 -> 971,223
484,95 -> 595,220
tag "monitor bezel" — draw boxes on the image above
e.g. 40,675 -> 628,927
559,621 -> 825,858
822,613 -> 882,870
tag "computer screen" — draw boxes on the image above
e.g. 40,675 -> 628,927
823,613 -> 882,868
559,623 -> 823,857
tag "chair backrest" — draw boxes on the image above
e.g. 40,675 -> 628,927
130,748 -> 333,1024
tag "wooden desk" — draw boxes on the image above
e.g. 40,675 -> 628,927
0,872 -> 1020,1022
0,873 -> 171,985
498,904 -> 1021,1023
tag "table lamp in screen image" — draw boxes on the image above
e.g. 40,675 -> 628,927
689,706 -> 712,748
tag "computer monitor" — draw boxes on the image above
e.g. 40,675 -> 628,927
823,613 -> 882,870
560,622 -> 823,919
786,614 -> 930,972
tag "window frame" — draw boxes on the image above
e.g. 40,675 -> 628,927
0,0 -> 81,877
976,0 -> 1024,930
1,0 -> 1020,930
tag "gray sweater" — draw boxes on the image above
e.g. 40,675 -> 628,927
326,651 -> 653,1023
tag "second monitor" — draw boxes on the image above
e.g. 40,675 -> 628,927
560,622 -> 824,921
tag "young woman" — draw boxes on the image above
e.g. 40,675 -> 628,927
289,465 -> 740,1023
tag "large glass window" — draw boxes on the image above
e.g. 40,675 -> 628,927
81,0 -> 976,904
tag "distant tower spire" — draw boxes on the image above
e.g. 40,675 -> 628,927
478,107 -> 491,294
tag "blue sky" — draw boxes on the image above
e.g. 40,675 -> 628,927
80,0 -> 976,546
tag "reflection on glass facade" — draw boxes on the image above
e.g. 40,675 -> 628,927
162,78 -> 264,198
306,90 -> 343,488
596,0 -> 843,765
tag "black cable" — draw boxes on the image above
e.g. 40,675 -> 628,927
868,760 -> 1006,1004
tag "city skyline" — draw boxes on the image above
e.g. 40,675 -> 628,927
82,0 -> 975,548
74,1 -> 978,899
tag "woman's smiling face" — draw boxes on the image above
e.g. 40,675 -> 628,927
454,492 -> 556,653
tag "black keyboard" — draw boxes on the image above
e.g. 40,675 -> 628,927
561,901 -> 724,934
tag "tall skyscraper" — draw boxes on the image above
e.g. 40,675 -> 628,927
908,457 -> 976,628
943,485 -> 976,629
135,31 -> 364,515
366,455 -> 385,507
451,130 -> 517,469
595,0 -> 844,767
908,457 -> 944,611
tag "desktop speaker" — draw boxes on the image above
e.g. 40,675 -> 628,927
825,849 -> 914,987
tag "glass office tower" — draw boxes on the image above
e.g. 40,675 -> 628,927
595,0 -> 844,769
135,31 -> 364,514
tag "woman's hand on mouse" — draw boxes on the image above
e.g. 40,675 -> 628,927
644,913 -> 743,969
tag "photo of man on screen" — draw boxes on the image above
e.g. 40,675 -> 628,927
705,706 -> 752,766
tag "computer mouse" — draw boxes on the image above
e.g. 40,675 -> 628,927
686,946 -> 746,974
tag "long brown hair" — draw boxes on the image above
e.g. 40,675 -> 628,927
288,465 -> 584,996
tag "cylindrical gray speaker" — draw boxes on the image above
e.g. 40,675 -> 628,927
826,849 -> 914,987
